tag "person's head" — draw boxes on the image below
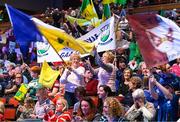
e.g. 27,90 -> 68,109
15,65 -> 22,74
15,73 -> 23,85
70,53 -> 81,68
79,97 -> 96,116
128,76 -> 142,91
139,62 -> 150,76
56,98 -> 68,112
24,97 -> 35,109
84,69 -> 94,81
36,86 -> 48,102
103,97 -> 124,118
102,51 -> 115,64
132,89 -> 145,108
98,85 -> 112,100
75,86 -> 86,101
30,66 -> 41,78
176,58 -> 180,64
0,101 -> 4,114
123,68 -> 132,81
117,57 -> 127,70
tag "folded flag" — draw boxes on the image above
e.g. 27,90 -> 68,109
39,61 -> 59,88
128,14 -> 180,67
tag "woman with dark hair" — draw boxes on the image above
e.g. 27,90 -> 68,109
73,97 -> 100,121
97,85 -> 113,115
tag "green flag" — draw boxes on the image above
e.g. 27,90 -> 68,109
102,4 -> 111,21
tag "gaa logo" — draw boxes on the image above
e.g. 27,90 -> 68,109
100,24 -> 110,43
37,42 -> 50,57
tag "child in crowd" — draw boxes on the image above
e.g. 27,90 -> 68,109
16,97 -> 35,121
44,97 -> 72,122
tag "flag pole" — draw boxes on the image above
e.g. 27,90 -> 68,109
45,39 -> 67,67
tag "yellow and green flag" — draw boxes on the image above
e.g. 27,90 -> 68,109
80,0 -> 98,20
102,4 -> 111,21
33,18 -> 95,54
39,61 -> 59,89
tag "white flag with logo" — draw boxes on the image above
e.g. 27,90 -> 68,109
37,17 -> 115,63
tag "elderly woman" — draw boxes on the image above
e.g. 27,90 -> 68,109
88,47 -> 117,93
125,89 -> 156,121
60,53 -> 85,106
100,97 -> 125,122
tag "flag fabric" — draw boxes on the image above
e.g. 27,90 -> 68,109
102,4 -> 111,21
65,15 -> 91,27
32,18 -> 94,54
0,34 -> 7,44
5,4 -> 42,57
80,0 -> 98,20
128,14 -> 180,67
102,0 -> 126,5
114,0 -> 127,5
65,15 -> 101,27
39,61 -> 60,88
37,17 -> 115,63
6,4 -> 94,55
102,0 -> 114,4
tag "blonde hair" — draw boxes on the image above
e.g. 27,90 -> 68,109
104,97 -> 124,118
0,101 -> 5,114
56,98 -> 68,112
70,52 -> 81,61
103,51 -> 115,63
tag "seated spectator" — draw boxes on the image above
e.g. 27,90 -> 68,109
16,97 -> 35,121
84,68 -> 98,96
30,85 -> 54,120
27,66 -> 41,100
100,97 -> 126,122
73,86 -> 86,113
44,97 -> 72,122
125,89 -> 156,121
97,85 -> 113,114
73,97 -> 101,121
0,101 -> 4,121
123,76 -> 143,109
4,73 -> 23,97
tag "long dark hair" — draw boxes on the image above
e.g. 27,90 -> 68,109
77,97 -> 96,121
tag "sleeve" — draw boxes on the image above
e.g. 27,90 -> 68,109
60,69 -> 69,84
94,50 -> 113,73
140,103 -> 156,120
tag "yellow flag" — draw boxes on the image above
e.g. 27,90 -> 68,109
36,23 -> 94,54
80,0 -> 98,20
39,61 -> 59,89
102,0 -> 114,4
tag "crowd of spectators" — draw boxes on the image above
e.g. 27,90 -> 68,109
0,0 -> 180,121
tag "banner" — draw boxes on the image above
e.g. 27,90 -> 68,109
128,14 -> 180,67
37,17 -> 115,63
